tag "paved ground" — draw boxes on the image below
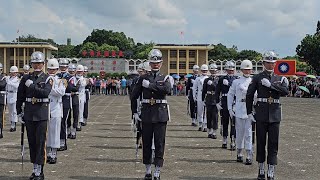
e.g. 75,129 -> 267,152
0,95 -> 319,180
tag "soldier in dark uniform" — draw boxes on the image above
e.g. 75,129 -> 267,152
131,63 -> 146,150
16,51 -> 52,180
83,66 -> 90,126
0,63 -> 6,139
202,63 -> 219,139
216,61 -> 237,150
67,64 -> 80,138
186,65 -> 199,126
57,58 -> 75,150
131,49 -> 171,180
246,51 -> 289,180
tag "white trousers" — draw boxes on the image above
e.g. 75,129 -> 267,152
235,117 -> 252,150
79,95 -> 85,123
7,103 -> 17,123
47,117 -> 62,148
196,100 -> 207,127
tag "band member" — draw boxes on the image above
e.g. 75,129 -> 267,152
16,51 -> 52,180
228,60 -> 254,165
75,65 -> 87,129
83,66 -> 90,126
46,58 -> 66,164
216,61 -> 237,150
246,51 -> 289,180
202,63 -> 219,139
131,49 -> 171,180
186,65 -> 199,126
193,64 -> 209,132
6,66 -> 20,132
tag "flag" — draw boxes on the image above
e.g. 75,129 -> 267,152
111,50 -> 116,57
274,59 -> 296,76
118,51 -> 123,57
82,50 -> 87,57
89,50 -> 95,57
96,51 -> 101,57
104,51 -> 109,57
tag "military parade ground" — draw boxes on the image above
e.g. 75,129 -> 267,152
0,95 -> 319,180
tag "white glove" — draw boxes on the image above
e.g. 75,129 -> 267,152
134,113 -> 141,121
18,114 -> 25,124
207,80 -> 213,85
25,79 -> 33,87
142,79 -> 150,88
248,113 -> 256,122
229,110 -> 235,118
216,103 -> 223,111
203,101 -> 206,107
191,79 -> 195,83
186,96 -> 189,100
261,78 -> 271,88
223,79 -> 229,86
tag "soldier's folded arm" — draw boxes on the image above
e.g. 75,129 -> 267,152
270,77 -> 289,96
28,80 -> 52,98
148,79 -> 171,94
0,79 -> 6,88
246,75 -> 258,115
131,77 -> 143,102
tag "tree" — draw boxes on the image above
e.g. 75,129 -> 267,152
296,21 -> 320,74
17,34 -> 57,45
52,44 -> 75,58
80,42 -> 99,52
98,44 -> 119,52
83,29 -> 135,51
237,50 -> 262,61
208,43 -> 238,60
132,42 -> 154,59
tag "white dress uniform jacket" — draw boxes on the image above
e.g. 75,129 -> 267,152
76,76 -> 87,123
227,76 -> 252,119
6,76 -> 20,124
47,75 -> 66,148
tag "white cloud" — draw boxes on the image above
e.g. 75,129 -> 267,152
226,19 -> 241,30
0,0 -> 319,56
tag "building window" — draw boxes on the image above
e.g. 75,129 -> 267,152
170,61 -> 177,69
189,50 -> 196,58
179,61 -> 186,69
129,66 -> 135,71
170,50 -> 177,58
189,61 -> 195,69
179,50 -> 186,58
129,60 -> 134,65
19,60 -> 24,68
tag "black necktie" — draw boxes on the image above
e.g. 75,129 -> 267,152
154,73 -> 156,79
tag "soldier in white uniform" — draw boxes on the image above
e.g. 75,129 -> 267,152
46,58 -> 66,164
193,64 -> 209,132
6,66 -> 20,132
227,60 -> 254,165
75,65 -> 87,130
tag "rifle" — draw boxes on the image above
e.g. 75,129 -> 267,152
20,118 -> 25,170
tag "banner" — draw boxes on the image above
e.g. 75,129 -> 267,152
274,59 -> 296,76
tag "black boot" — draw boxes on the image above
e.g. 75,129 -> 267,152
76,126 -> 81,131
245,158 -> 252,165
29,173 -> 35,180
222,144 -> 227,149
33,173 -> 44,180
0,128 -> 3,139
49,157 -> 57,164
211,134 -> 217,139
236,155 -> 243,162
154,176 -> 160,180
144,173 -> 152,180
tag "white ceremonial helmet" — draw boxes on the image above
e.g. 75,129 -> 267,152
240,59 -> 253,70
225,61 -> 235,70
47,58 -> 59,69
10,66 -> 19,73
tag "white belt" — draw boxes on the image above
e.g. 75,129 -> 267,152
207,91 -> 215,95
0,91 -> 7,94
71,92 -> 79,95
257,98 -> 280,104
85,89 -> 89,92
142,99 -> 167,105
65,93 -> 71,96
222,93 -> 228,96
26,97 -> 50,104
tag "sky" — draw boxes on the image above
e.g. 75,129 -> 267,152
0,0 -> 319,57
